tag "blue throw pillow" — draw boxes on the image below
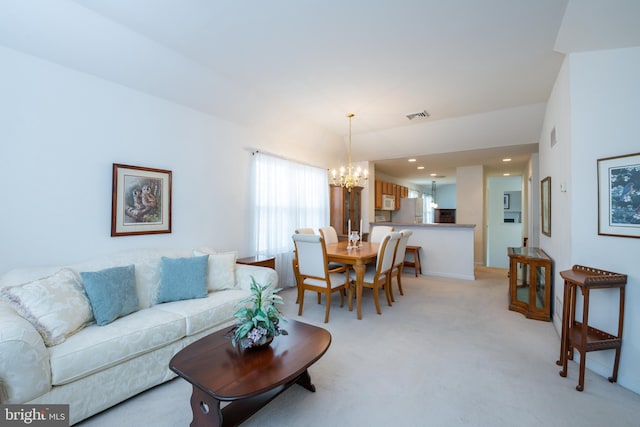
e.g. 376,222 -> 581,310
81,265 -> 139,326
157,255 -> 209,303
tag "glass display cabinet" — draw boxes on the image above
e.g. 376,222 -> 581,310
330,185 -> 362,236
507,247 -> 552,321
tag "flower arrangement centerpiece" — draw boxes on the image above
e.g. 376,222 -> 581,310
227,277 -> 288,350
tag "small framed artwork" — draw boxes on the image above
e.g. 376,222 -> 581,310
111,164 -> 172,236
541,176 -> 551,237
503,194 -> 510,209
597,152 -> 640,238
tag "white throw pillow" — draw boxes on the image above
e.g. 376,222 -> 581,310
0,268 -> 93,346
193,249 -> 237,291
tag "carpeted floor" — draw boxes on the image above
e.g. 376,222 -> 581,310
77,267 -> 640,426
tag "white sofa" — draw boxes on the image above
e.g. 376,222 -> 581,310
0,248 -> 278,425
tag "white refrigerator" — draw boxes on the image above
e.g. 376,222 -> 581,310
393,198 -> 424,224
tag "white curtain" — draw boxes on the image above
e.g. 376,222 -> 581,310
252,152 -> 329,287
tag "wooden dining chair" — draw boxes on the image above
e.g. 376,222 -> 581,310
293,228 -> 316,303
292,234 -> 350,323
319,226 -> 347,270
369,225 -> 394,243
389,229 -> 412,301
350,231 -> 401,316
318,226 -> 339,244
295,228 -> 315,235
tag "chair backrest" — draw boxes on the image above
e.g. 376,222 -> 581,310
369,225 -> 394,243
292,234 -> 328,278
394,230 -> 412,268
375,232 -> 401,276
319,226 -> 339,244
295,228 -> 315,235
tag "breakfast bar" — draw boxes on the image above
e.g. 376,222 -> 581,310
371,222 -> 476,280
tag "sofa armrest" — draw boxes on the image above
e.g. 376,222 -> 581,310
0,302 -> 51,403
235,265 -> 279,291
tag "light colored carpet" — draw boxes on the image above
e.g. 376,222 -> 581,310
77,267 -> 640,426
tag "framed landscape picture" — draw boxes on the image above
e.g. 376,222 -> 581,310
541,176 -> 551,237
597,152 -> 640,238
111,164 -> 172,236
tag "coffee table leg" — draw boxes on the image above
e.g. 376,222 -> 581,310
295,368 -> 316,392
190,386 -> 222,427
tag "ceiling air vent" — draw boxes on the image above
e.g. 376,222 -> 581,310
406,110 -> 430,120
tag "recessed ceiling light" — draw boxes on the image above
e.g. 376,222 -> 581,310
417,166 -> 424,170
408,158 -> 416,162
430,173 -> 437,176
503,158 -> 512,162
503,173 -> 511,176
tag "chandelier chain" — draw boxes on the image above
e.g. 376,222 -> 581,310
332,113 -> 368,192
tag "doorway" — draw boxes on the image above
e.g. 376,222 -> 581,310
486,176 -> 524,268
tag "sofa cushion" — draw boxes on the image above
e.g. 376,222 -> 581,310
194,249 -> 237,291
65,249 -> 193,309
157,255 -> 209,303
80,265 -> 139,326
153,289 -> 250,336
0,268 -> 93,346
48,307 -> 185,385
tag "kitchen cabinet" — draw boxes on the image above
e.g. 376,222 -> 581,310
330,185 -> 363,235
374,179 -> 408,210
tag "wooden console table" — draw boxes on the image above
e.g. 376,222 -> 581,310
507,247 -> 552,321
236,255 -> 276,269
556,265 -> 627,391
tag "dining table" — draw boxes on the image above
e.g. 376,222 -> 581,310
325,240 -> 379,320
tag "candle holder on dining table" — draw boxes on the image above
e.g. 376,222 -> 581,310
346,231 -> 362,250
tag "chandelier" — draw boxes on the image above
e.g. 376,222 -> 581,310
332,113 -> 368,192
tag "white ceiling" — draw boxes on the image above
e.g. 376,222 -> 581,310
4,0 -> 640,185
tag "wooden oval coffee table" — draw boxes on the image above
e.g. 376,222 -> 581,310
170,319 -> 331,427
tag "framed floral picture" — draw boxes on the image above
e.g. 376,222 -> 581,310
111,164 -> 172,236
541,176 -> 551,237
597,152 -> 640,238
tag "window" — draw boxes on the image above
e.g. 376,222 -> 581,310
253,152 -> 329,286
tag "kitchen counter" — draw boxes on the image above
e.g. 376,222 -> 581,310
374,222 -> 475,228
370,222 -> 476,280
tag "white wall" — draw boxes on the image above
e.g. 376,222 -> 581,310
0,44 -> 339,275
540,47 -> 640,394
526,153 -> 540,248
456,165 -> 484,265
434,184 -> 456,208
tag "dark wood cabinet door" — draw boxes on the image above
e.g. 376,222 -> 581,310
330,185 -> 362,235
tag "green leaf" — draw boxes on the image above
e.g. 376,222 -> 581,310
234,321 -> 253,341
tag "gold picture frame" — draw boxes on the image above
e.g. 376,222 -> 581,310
597,152 -> 640,238
111,164 -> 172,236
541,176 -> 551,237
